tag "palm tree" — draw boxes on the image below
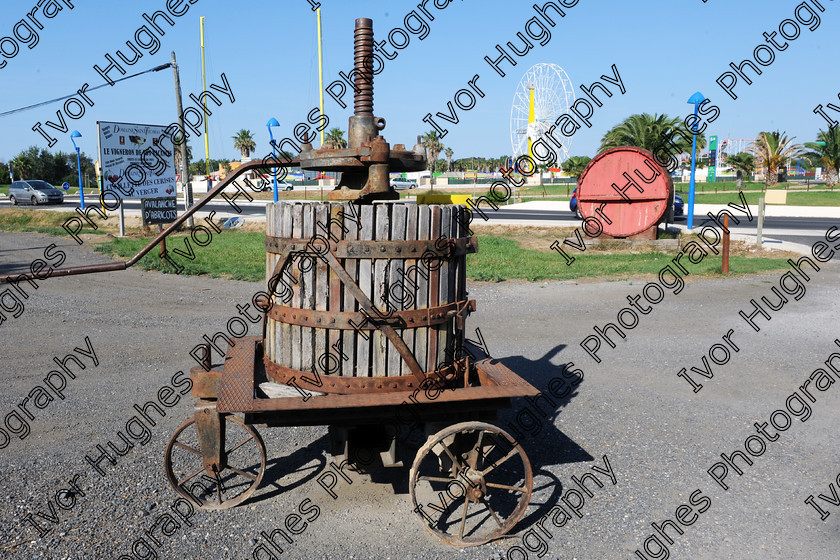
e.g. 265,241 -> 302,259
562,156 -> 591,179
750,131 -> 803,190
173,143 -> 192,174
421,130 -> 443,186
803,127 -> 840,187
444,147 -> 454,172
10,154 -> 32,180
323,128 -> 347,149
726,152 -> 755,191
232,129 -> 256,159
599,113 -> 704,155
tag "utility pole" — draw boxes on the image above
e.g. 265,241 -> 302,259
171,51 -> 194,228
200,16 -> 210,193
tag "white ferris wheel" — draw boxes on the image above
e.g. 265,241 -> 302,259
510,63 -> 575,165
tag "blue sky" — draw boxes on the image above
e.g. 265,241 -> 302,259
1,0 -> 837,165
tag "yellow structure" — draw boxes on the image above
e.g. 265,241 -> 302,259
527,87 -> 535,161
200,17 -> 210,177
317,8 -> 325,147
416,193 -> 473,205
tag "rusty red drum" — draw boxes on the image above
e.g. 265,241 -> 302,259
577,147 -> 674,238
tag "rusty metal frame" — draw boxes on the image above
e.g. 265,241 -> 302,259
209,337 -> 541,414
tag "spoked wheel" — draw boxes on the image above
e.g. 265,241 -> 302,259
164,411 -> 267,510
409,421 -> 533,547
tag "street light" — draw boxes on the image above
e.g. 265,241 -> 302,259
70,130 -> 85,210
267,117 -> 280,203
686,92 -> 705,230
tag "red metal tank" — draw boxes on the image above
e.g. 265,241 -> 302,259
577,147 -> 673,238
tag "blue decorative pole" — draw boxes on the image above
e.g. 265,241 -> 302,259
686,92 -> 705,230
70,130 -> 85,211
267,118 -> 280,203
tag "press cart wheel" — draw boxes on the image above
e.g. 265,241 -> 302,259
409,421 -> 533,547
164,412 -> 267,510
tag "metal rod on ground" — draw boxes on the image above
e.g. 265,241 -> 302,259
756,196 -> 765,249
172,51 -> 194,228
722,214 -> 730,274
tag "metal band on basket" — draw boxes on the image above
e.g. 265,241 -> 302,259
263,355 -> 462,394
266,300 -> 475,330
264,236 -> 478,258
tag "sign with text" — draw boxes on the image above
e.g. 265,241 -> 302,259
141,197 -> 178,225
97,121 -> 176,200
708,135 -> 718,183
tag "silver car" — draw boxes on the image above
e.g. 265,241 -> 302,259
390,177 -> 418,190
9,180 -> 64,205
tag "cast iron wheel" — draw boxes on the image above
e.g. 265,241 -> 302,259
409,421 -> 533,546
164,413 -> 267,510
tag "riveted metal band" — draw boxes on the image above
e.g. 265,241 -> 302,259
264,236 -> 477,259
266,300 -> 475,330
263,356 -> 461,394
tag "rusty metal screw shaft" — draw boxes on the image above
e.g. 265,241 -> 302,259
354,18 -> 374,117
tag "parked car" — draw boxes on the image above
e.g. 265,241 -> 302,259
9,180 -> 64,205
390,177 -> 418,190
569,187 -> 582,219
673,194 -> 685,218
258,179 -> 294,192
571,187 -> 684,221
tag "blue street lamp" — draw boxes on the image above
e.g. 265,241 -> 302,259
267,117 -> 280,203
686,92 -> 705,230
70,130 -> 85,210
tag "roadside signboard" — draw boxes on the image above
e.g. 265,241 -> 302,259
141,197 -> 178,225
97,121 -> 176,200
708,135 -> 718,182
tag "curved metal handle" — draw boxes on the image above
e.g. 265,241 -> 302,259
0,158 -> 299,284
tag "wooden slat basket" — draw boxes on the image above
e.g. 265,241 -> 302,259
263,201 -> 475,394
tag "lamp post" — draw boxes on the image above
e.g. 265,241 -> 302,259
70,130 -> 85,211
686,92 -> 705,230
267,117 -> 280,203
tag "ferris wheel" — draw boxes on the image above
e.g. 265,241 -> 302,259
510,63 -> 575,165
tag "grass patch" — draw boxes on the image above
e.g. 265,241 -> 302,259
674,181 -> 769,192
0,208 -> 108,237
467,234 -> 791,281
685,190 -> 840,206
94,231 -> 266,281
91,224 -> 794,283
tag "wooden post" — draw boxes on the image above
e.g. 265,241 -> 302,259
756,196 -> 765,249
721,214 -> 730,274
159,224 -> 166,258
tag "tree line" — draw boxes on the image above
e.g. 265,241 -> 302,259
5,117 -> 838,190
1,146 -> 95,186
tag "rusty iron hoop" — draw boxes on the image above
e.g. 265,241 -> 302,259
408,421 -> 533,546
164,412 -> 267,510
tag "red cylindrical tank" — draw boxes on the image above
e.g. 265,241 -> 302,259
577,147 -> 673,238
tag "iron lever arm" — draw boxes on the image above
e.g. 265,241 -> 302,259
0,159 -> 299,285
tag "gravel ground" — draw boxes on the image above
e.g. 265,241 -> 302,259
1,230 -> 839,560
